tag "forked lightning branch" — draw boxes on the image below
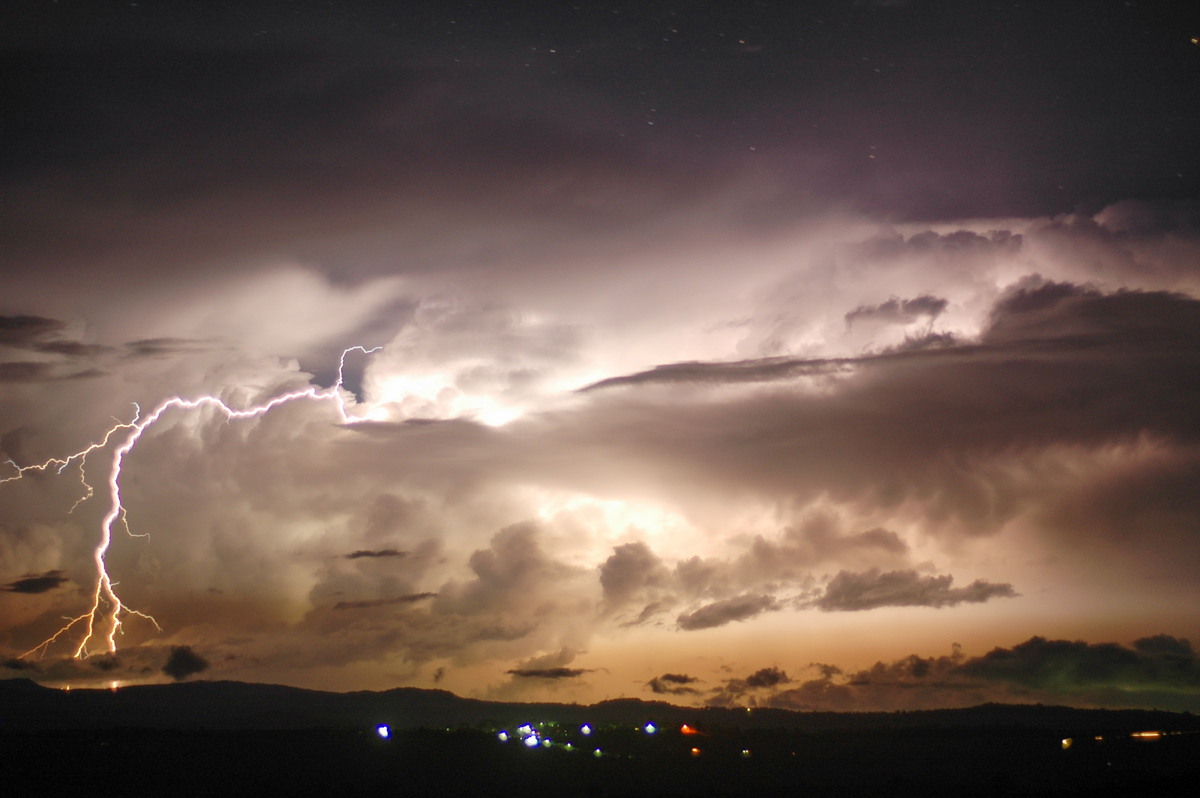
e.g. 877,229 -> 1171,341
2,346 -> 381,661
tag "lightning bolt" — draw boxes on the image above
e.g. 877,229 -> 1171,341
3,345 -> 382,661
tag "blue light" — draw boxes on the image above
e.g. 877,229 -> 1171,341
376,724 -> 390,739
644,722 -> 656,734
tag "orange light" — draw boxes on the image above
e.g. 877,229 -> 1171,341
690,747 -> 701,757
1131,731 -> 1163,740
680,724 -> 699,735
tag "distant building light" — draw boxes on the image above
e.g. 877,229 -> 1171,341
680,724 -> 699,735
524,735 -> 540,748
376,724 -> 390,739
593,748 -> 603,758
1132,731 -> 1163,740
498,731 -> 509,742
542,739 -> 552,748
644,723 -> 656,734
741,749 -> 751,758
564,743 -> 573,751
518,724 -> 533,736
580,724 -> 592,735
1061,738 -> 1072,750
690,747 -> 701,757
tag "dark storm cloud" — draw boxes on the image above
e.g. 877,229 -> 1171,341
91,656 -> 122,673
122,338 -> 213,359
844,295 -> 948,327
344,548 -> 408,560
745,666 -> 791,688
647,672 -> 701,695
757,635 -> 1200,713
959,635 -> 1200,690
815,568 -> 1017,611
0,316 -> 66,347
0,315 -> 108,360
162,646 -> 210,681
331,592 -> 436,611
2,570 -> 69,594
505,667 -> 592,680
581,358 -> 850,392
676,594 -> 779,631
710,666 -> 791,705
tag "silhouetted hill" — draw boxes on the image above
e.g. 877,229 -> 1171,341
5,680 -> 1199,796
1,678 -> 1195,734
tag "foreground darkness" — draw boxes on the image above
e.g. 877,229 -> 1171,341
6,725 -> 1199,797
2,680 -> 1198,796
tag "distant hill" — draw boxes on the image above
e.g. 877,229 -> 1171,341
2,678 -> 1196,733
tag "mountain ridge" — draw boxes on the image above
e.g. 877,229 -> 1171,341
2,677 -> 1195,733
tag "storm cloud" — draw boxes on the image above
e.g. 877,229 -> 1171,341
2,1 -> 1199,708
162,646 -> 210,682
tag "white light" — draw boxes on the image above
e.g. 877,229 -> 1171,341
376,724 -> 390,739
580,724 -> 592,735
518,724 -> 533,735
644,723 -> 656,734
498,731 -> 509,742
593,748 -> 603,758
524,735 -> 539,748
542,739 -> 552,748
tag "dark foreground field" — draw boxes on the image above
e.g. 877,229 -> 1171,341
5,723 -> 1198,797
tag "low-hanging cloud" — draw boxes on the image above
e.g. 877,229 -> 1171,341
331,592 -> 437,611
344,548 -> 408,560
162,645 -> 210,681
647,672 -> 701,695
2,570 -> 69,594
815,568 -> 1018,611
677,594 -> 780,631
506,666 -> 592,679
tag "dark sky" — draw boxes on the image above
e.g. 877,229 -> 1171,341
2,1 -> 1199,710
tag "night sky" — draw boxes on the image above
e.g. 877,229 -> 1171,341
3,0 -> 1200,712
